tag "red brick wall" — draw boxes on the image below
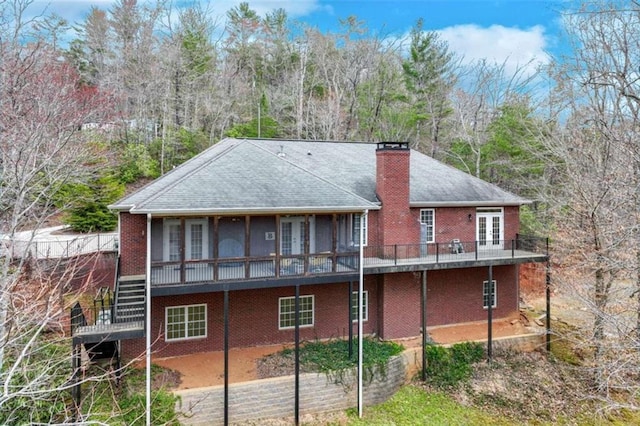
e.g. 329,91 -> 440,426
119,212 -> 147,276
504,206 -> 520,241
427,207 -> 478,244
374,265 -> 518,339
122,281 -> 378,359
425,265 -> 519,325
376,272 -> 422,339
376,147 -> 417,246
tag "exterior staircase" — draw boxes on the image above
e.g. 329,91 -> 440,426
114,276 -> 146,324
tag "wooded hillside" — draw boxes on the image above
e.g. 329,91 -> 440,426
2,0 -> 640,421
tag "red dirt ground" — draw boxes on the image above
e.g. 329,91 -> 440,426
152,316 -> 536,390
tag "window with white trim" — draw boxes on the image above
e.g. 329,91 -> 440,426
351,214 -> 368,246
420,209 -> 435,243
351,291 -> 368,322
165,304 -> 207,341
279,295 -> 314,329
483,280 -> 497,309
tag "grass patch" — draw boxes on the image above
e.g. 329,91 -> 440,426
550,320 -> 585,366
346,385 -> 511,425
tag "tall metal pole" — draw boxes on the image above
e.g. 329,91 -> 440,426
421,270 -> 427,381
294,285 -> 300,426
357,210 -> 367,418
145,214 -> 152,426
487,264 -> 493,362
348,280 -> 353,359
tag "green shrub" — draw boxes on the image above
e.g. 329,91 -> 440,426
55,172 -> 124,232
424,342 -> 484,389
300,337 -> 404,374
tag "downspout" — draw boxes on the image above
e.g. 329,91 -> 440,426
357,209 -> 367,418
145,214 -> 152,426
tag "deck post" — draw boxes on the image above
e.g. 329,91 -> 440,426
421,270 -> 427,381
71,339 -> 81,420
224,289 -> 229,425
546,258 -> 552,353
487,264 -> 493,361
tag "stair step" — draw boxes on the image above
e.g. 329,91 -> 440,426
117,290 -> 144,296
116,302 -> 145,310
118,294 -> 144,302
119,285 -> 145,291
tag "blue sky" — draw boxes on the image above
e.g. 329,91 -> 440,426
31,0 -> 565,73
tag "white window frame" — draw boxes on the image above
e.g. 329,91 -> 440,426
483,280 -> 497,309
351,214 -> 368,246
420,209 -> 435,243
165,304 -> 207,341
163,218 -> 209,261
279,295 -> 314,329
351,290 -> 368,322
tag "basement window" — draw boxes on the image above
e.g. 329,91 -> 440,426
279,295 -> 314,329
483,280 -> 497,309
351,291 -> 368,322
166,304 -> 207,341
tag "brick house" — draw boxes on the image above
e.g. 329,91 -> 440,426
72,138 -> 548,361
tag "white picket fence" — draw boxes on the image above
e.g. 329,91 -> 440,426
2,233 -> 118,259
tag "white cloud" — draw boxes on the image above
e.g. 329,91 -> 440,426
437,24 -> 550,76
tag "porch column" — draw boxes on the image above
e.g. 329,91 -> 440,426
275,215 -> 281,277
332,214 -> 338,272
213,217 -> 219,281
244,216 -> 251,278
179,217 -> 186,283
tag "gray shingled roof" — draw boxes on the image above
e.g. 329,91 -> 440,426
110,138 -> 527,214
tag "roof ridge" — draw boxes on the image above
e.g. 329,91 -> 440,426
247,140 -> 379,208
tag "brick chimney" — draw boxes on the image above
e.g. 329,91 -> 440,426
376,142 -> 411,246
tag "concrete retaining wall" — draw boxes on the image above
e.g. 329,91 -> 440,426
175,333 -> 543,425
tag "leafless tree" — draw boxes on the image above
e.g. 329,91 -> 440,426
543,0 -> 640,410
0,1 -> 117,421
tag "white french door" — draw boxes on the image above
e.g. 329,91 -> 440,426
476,209 -> 503,250
163,219 -> 208,261
280,216 -> 314,255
